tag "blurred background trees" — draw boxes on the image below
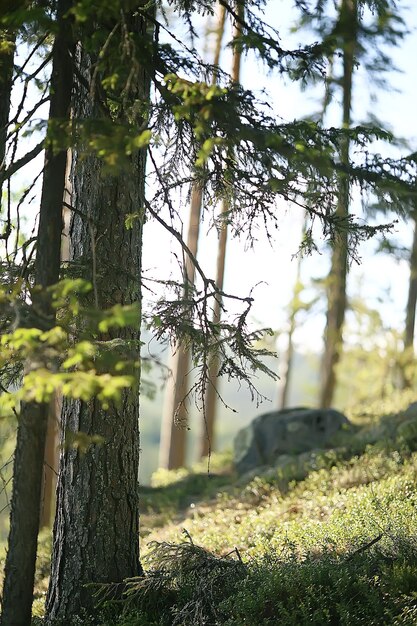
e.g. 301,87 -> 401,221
157,0 -> 413,470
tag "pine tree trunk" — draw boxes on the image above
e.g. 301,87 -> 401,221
159,187 -> 202,469
40,156 -> 72,529
46,11 -> 150,620
279,216 -> 307,409
201,200 -> 228,458
401,211 -> 417,388
159,5 -> 226,469
1,2 -> 73,623
319,0 -> 357,409
280,275 -> 300,410
200,0 -> 243,459
0,27 -> 15,208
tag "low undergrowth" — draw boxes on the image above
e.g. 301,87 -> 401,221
31,398 -> 417,624
91,528 -> 417,625
106,457 -> 417,624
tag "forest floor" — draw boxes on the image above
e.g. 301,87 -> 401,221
31,393 -> 417,624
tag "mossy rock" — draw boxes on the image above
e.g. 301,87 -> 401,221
234,407 -> 349,475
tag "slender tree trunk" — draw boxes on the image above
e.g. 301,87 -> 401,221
39,395 -> 60,528
39,154 -> 71,529
200,0 -> 243,459
200,201 -> 228,458
279,220 -> 306,409
46,10 -> 151,621
281,59 -> 331,411
0,27 -> 15,208
159,187 -> 203,469
319,0 -> 357,408
1,2 -> 73,623
279,322 -> 295,409
159,3 -> 226,470
401,210 -> 417,388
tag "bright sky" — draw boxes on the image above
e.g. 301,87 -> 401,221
142,1 -> 417,355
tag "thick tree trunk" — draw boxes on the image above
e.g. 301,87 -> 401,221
319,0 -> 357,409
200,0 -> 243,459
46,12 -> 150,621
401,211 -> 417,388
1,2 -> 73,624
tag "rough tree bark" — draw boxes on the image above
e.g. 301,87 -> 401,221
159,5 -> 226,470
200,0 -> 243,459
46,9 -> 151,621
1,1 -> 73,623
319,0 -> 357,409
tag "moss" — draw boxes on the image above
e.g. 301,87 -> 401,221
28,403 -> 417,624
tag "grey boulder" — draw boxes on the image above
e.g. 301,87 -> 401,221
234,407 -> 349,475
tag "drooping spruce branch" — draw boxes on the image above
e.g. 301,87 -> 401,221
143,196 -> 275,408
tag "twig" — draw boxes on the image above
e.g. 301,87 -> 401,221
145,199 -> 254,307
223,547 -> 244,563
90,22 -> 120,100
0,140 -> 44,185
6,96 -> 50,142
234,547 -> 243,563
144,199 -> 210,290
345,533 -> 383,562
63,200 -> 98,226
182,528 -> 194,544
9,52 -> 52,131
12,34 -> 49,84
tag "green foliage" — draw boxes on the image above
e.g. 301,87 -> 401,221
74,121 -> 152,170
293,0 -> 406,89
3,0 -> 417,621
336,292 -> 412,409
126,537 -> 246,625
105,470 -> 417,624
218,545 -> 417,625
0,279 -> 142,417
149,285 -> 278,408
